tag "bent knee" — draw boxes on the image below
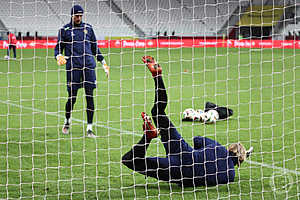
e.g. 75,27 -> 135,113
122,153 -> 132,162
122,160 -> 134,170
121,155 -> 134,170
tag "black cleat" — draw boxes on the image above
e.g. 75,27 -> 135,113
87,130 -> 96,138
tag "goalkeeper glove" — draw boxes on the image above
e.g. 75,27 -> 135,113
103,64 -> 110,78
56,54 -> 67,66
101,60 -> 110,78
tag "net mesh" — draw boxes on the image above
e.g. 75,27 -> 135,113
0,0 -> 299,199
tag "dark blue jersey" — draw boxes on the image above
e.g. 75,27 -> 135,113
54,21 -> 104,70
151,111 -> 236,187
149,132 -> 236,187
190,136 -> 236,186
122,69 -> 237,187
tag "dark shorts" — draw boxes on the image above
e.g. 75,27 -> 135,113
66,68 -> 96,91
8,45 -> 16,49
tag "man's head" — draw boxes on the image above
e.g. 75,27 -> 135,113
228,143 -> 253,167
71,5 -> 84,25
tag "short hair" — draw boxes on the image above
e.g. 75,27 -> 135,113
228,143 -> 247,166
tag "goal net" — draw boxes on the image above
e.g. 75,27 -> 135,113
0,0 -> 299,199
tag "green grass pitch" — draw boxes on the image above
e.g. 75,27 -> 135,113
0,47 -> 300,199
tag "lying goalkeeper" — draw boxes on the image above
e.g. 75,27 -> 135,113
122,56 -> 253,187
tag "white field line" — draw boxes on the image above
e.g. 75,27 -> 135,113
1,99 -> 300,176
0,99 -> 135,135
245,160 -> 300,175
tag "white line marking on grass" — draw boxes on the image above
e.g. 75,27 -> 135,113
1,99 -> 300,176
246,160 -> 300,175
0,99 -> 135,135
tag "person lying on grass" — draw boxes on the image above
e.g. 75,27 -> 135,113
122,56 -> 253,187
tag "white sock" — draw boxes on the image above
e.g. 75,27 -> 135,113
64,118 -> 70,125
87,124 -> 93,131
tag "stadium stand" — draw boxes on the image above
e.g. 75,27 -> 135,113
0,0 -> 136,38
0,0 -> 64,37
4,0 -> 298,39
113,0 -> 242,37
280,4 -> 300,39
84,1 -> 136,38
0,0 -> 244,38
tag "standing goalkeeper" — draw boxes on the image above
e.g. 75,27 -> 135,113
54,5 -> 109,137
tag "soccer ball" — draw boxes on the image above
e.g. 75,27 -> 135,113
194,109 -> 205,122
182,108 -> 196,120
203,110 -> 219,123
4,55 -> 9,60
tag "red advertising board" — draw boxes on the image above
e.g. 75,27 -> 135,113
1,39 -> 300,49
